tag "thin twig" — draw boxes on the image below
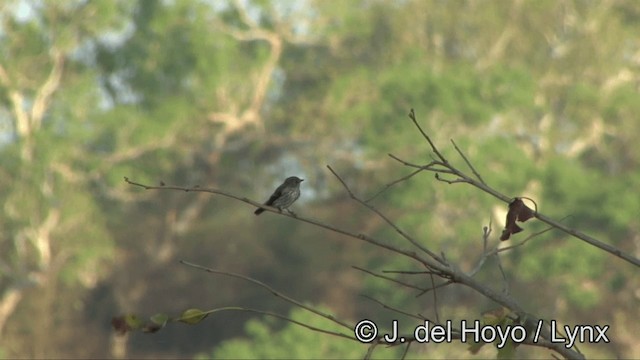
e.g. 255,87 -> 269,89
469,221 -> 552,277
180,260 -> 352,330
494,225 -> 556,255
408,108 -> 447,163
415,280 -> 454,297
360,294 -> 427,322
495,253 -> 509,294
364,343 -> 378,360
391,110 -> 640,268
535,212 -> 639,266
188,306 -> 355,341
483,224 -> 490,252
352,266 -> 428,293
365,168 -> 424,203
382,270 -> 437,275
400,342 -> 411,360
450,139 -> 486,185
429,272 -> 440,324
468,223 -> 494,277
434,173 -> 469,184
124,177 -> 285,216
387,154 -> 452,174
326,165 -> 445,265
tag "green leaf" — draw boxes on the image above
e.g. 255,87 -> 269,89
124,314 -> 143,330
150,313 -> 169,326
179,308 -> 208,325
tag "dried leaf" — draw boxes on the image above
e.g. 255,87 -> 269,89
111,316 -> 129,336
500,198 -> 535,241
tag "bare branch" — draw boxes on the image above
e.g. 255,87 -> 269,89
365,168 -> 424,203
408,108 -> 447,163
400,342 -> 411,360
352,266 -> 428,293
434,173 -> 470,184
326,165 -> 445,265
192,306 -> 355,341
494,224 -> 557,255
450,138 -> 486,184
180,260 -> 353,331
360,294 -> 427,322
394,110 -> 640,268
415,280 -> 454,298
364,343 -> 378,360
495,252 -> 509,294
467,223 -> 494,277
387,153 -> 449,174
429,273 -> 440,324
535,212 -> 639,267
125,178 -> 437,271
113,304 -> 359,343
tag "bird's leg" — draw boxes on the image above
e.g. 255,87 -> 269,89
285,209 -> 297,217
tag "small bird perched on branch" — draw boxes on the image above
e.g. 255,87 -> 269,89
254,176 -> 304,215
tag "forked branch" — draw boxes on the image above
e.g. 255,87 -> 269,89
388,109 -> 640,268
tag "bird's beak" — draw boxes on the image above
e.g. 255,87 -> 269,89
301,179 -> 304,181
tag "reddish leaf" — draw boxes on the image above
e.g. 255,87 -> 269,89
500,198 -> 535,241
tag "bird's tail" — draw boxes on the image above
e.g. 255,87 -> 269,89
254,207 -> 265,215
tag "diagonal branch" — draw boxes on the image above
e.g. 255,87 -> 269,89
360,294 -> 427,322
450,138 -> 486,184
391,109 -> 640,268
326,165 -> 445,265
365,168 -> 424,202
196,306 -> 356,341
125,177 -> 437,270
352,266 -> 428,293
408,108 -> 447,163
180,260 -> 353,331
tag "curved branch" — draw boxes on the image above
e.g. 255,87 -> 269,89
179,260 -> 353,332
189,306 -> 356,341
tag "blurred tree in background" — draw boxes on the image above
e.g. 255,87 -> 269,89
0,0 -> 638,358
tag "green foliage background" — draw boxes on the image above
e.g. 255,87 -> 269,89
0,0 -> 638,358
